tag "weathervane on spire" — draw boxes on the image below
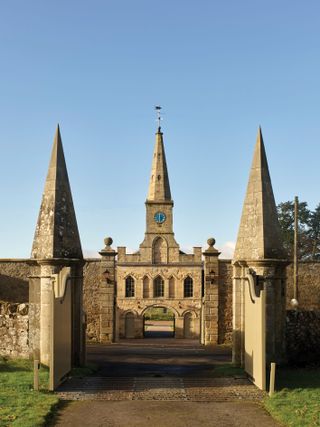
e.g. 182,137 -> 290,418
155,105 -> 162,131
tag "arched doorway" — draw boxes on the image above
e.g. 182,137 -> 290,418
125,312 -> 135,338
184,312 -> 194,338
143,307 -> 175,338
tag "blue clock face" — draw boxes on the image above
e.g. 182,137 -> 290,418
154,211 -> 166,224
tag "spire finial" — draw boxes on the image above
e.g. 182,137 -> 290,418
155,105 -> 162,132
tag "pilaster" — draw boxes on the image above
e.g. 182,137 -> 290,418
203,238 -> 220,345
233,260 -> 287,366
99,237 -> 117,344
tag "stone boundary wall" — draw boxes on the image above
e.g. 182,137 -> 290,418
218,260 -> 233,344
1,258 -> 320,349
83,259 -> 101,342
286,262 -> 320,310
0,301 -> 29,358
0,260 -> 31,303
286,310 -> 320,365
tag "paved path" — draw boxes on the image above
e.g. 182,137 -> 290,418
54,401 -> 278,427
54,342 -> 278,426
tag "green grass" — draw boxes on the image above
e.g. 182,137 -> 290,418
0,358 -> 58,427
144,307 -> 175,320
211,363 -> 246,377
69,363 -> 98,377
264,368 -> 320,427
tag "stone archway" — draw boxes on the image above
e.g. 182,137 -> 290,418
143,306 -> 175,338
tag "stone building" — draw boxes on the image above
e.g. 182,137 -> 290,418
112,127 -> 203,340
95,127 -> 222,344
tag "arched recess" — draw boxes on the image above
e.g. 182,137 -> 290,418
125,312 -> 135,338
184,311 -> 194,338
153,275 -> 164,298
169,276 -> 175,298
152,237 -> 168,264
143,276 -> 150,298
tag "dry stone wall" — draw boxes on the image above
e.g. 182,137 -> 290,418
286,262 -> 320,310
0,301 -> 29,358
286,310 -> 320,365
218,260 -> 233,344
83,260 -> 101,342
0,260 -> 31,303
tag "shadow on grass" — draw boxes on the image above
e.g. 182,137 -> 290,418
0,359 -> 35,372
273,367 -> 320,390
69,363 -> 99,378
211,363 -> 246,378
45,400 -> 71,427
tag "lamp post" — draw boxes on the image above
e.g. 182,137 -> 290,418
291,196 -> 299,309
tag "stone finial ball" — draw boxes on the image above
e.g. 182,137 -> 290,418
104,237 -> 113,247
207,237 -> 216,247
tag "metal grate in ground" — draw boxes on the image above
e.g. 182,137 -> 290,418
183,378 -> 266,401
57,376 -> 266,402
133,377 -> 187,401
57,377 -> 134,401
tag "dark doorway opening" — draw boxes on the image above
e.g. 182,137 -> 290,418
143,307 -> 175,338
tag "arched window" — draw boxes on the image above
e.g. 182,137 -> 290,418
169,277 -> 175,298
125,276 -> 135,297
154,276 -> 164,298
143,276 -> 150,298
184,276 -> 193,298
152,237 -> 167,264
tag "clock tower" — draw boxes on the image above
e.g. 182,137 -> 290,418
115,123 -> 203,341
139,126 -> 180,263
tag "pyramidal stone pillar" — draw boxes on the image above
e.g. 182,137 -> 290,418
30,125 -> 84,367
233,127 -> 287,366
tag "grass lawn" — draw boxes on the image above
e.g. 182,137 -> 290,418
264,367 -> 320,427
0,358 -> 58,427
211,363 -> 246,378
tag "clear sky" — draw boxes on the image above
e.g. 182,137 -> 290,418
1,0 -> 320,258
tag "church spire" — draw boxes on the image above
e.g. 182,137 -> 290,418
234,127 -> 285,261
31,125 -> 83,259
147,127 -> 172,201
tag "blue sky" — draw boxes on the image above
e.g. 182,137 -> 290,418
1,0 -> 320,258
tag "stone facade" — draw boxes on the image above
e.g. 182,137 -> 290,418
116,258 -> 202,340
0,301 -> 29,358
